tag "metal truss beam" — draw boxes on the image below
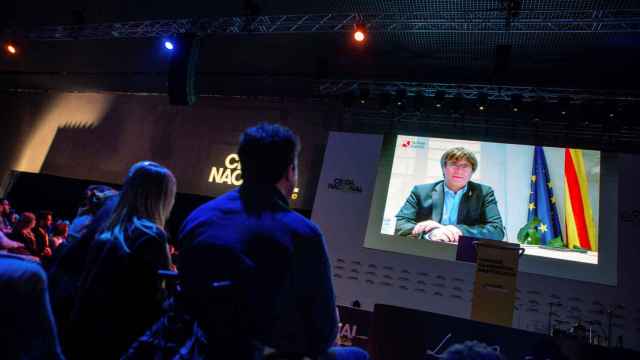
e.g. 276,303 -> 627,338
8,10 -> 640,41
317,80 -> 640,102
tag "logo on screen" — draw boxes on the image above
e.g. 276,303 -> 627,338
328,178 -> 362,193
400,138 -> 426,149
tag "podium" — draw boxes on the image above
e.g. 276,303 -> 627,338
470,240 -> 524,327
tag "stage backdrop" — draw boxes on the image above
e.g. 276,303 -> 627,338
0,93 -> 339,210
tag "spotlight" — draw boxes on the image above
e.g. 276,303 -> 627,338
164,41 -> 174,50
358,85 -> 370,104
510,93 -> 522,112
603,100 -> 618,119
434,90 -> 446,108
578,100 -> 606,126
530,96 -> 545,124
477,92 -> 488,111
4,43 -> 17,55
392,88 -> 407,112
353,23 -> 367,44
603,101 -> 622,133
395,88 -> 407,106
558,96 -> 572,116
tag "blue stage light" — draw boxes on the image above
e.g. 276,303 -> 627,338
164,41 -> 174,50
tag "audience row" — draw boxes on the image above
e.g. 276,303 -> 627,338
1,123 -> 503,360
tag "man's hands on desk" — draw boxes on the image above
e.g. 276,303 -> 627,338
411,220 -> 462,244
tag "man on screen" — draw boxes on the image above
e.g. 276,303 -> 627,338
395,147 -> 504,243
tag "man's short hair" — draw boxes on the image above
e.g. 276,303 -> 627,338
52,222 -> 69,237
440,147 -> 478,172
238,123 -> 300,185
37,210 -> 53,220
440,341 -> 504,360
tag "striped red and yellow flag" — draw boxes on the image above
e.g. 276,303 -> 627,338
564,149 -> 597,251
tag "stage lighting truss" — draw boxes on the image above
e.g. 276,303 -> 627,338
317,80 -> 640,144
316,80 -> 640,103
9,9 -> 640,40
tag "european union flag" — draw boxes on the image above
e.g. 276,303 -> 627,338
528,146 -> 563,245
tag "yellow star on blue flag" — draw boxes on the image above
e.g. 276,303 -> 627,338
528,146 -> 563,245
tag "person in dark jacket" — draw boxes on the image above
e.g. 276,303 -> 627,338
178,123 -> 368,360
47,192 -> 119,352
0,252 -> 65,360
34,211 -> 54,259
9,212 -> 39,256
68,161 -> 176,360
395,147 -> 505,242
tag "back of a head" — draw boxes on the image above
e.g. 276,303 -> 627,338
53,223 -> 69,237
106,161 -> 176,232
16,212 -> 36,231
238,123 -> 299,185
85,185 -> 117,214
0,198 -> 8,214
440,341 -> 505,360
37,210 -> 53,222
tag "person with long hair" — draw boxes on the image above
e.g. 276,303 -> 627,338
50,222 -> 69,252
68,161 -> 176,360
9,212 -> 38,256
47,192 -> 119,354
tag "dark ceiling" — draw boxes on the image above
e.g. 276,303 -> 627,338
1,0 -> 639,95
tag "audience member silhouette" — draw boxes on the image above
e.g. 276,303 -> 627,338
67,161 -> 176,360
0,252 -> 65,359
179,123 -> 368,360
9,212 -> 39,257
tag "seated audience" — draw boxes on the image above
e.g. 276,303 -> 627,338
47,191 -> 119,353
7,210 -> 19,229
68,185 -> 117,241
9,212 -> 39,256
0,198 -> 12,234
35,211 -> 54,258
51,222 -> 69,252
178,123 -> 369,360
0,228 -> 25,252
68,161 -> 176,360
0,252 -> 65,359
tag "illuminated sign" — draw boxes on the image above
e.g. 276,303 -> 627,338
208,153 -> 243,186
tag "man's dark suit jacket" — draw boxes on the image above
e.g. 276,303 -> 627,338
395,180 -> 505,241
177,184 -> 338,358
